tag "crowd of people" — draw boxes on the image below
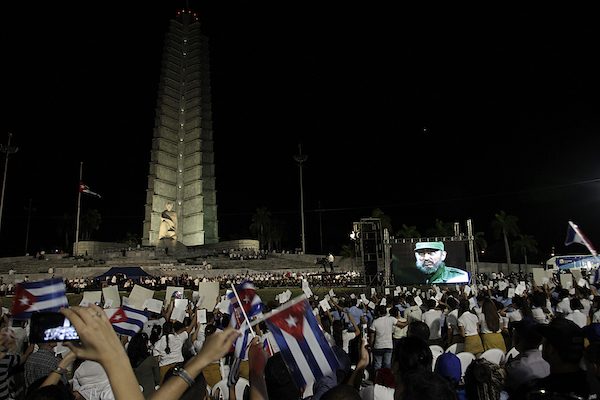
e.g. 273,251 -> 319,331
1,268 -> 600,399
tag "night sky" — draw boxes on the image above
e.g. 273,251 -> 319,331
2,2 -> 600,262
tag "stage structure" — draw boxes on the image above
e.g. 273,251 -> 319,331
143,9 -> 219,248
352,218 -> 385,288
384,219 -> 477,286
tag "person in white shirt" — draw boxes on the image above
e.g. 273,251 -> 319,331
369,305 -> 407,370
478,298 -> 506,352
152,321 -> 192,383
566,298 -> 588,328
421,299 -> 444,347
404,296 -> 422,324
457,298 -> 484,355
72,360 -> 115,400
445,297 -> 462,347
555,289 -> 572,316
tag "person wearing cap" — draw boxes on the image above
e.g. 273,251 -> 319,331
414,242 -> 469,284
504,318 -> 550,395
525,318 -> 589,399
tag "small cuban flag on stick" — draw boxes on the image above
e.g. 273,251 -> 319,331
565,221 -> 597,257
228,280 -> 263,360
11,278 -> 69,320
104,305 -> 148,337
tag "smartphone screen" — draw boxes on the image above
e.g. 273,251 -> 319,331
29,312 -> 79,343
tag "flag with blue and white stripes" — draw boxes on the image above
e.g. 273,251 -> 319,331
10,278 -> 69,319
264,296 -> 340,391
105,305 -> 148,337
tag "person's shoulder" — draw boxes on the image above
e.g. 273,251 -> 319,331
443,267 -> 470,283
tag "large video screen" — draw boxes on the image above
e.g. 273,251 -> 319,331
391,240 -> 469,285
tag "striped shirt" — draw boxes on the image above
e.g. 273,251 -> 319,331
0,354 -> 20,400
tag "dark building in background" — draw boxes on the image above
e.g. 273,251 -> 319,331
143,9 -> 219,247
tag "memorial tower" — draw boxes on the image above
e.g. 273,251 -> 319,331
143,9 -> 218,248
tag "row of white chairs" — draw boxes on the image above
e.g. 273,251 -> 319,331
430,344 -> 521,376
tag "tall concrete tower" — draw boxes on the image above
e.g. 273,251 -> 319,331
143,9 -> 218,248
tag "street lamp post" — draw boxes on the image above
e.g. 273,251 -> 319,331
0,132 -> 18,236
293,144 -> 308,254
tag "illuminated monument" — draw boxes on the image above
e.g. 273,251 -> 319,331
143,9 -> 219,248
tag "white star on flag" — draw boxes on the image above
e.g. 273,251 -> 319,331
285,315 -> 298,328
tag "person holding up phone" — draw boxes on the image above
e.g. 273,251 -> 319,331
60,304 -> 146,400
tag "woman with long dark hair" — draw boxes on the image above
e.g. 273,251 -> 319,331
127,332 -> 159,398
479,298 -> 506,352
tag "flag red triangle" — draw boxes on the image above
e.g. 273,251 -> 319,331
109,308 -> 127,324
11,285 -> 36,315
269,301 -> 305,340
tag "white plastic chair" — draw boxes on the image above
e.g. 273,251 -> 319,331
211,379 -> 228,400
235,377 -> 249,400
429,345 -> 444,358
445,343 -> 465,354
456,352 -> 476,378
505,347 -> 520,363
429,344 -> 445,371
478,348 -> 505,365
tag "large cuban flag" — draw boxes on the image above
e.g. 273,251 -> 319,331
264,296 -> 339,390
565,220 -> 597,256
11,278 -> 69,320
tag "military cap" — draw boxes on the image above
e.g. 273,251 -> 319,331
414,241 -> 445,251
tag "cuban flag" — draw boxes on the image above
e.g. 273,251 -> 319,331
228,280 -> 263,360
79,181 -> 101,198
104,306 -> 148,336
565,221 -> 597,256
264,296 -> 339,390
11,278 -> 68,319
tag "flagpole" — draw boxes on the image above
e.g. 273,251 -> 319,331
74,162 -> 83,256
231,283 -> 257,338
250,294 -> 308,328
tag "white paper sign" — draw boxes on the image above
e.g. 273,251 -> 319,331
507,288 -> 515,298
197,309 -> 207,324
329,289 -> 336,298
165,286 -> 185,306
463,286 -> 471,296
102,286 -> 121,308
560,274 -> 573,289
319,299 -> 331,311
129,285 -> 155,310
122,296 -> 130,306
532,268 -> 547,286
302,280 -> 313,298
371,288 -> 376,296
414,296 -> 423,306
143,298 -> 164,314
384,288 -> 390,295
368,301 -> 376,309
197,282 -> 220,310
380,298 -> 386,306
435,292 -> 443,301
171,307 -> 186,323
80,291 -> 101,306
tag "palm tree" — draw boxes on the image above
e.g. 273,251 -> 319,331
425,219 -> 454,238
512,233 -> 538,270
395,224 -> 421,239
250,207 -> 272,250
473,231 -> 488,266
80,209 -> 102,240
371,208 -> 393,235
491,210 -> 520,270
